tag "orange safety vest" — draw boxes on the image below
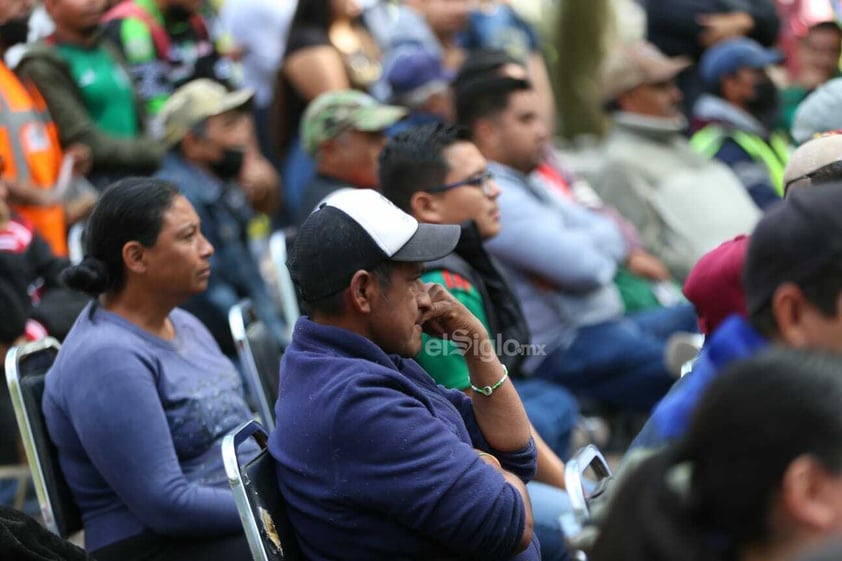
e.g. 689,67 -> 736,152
0,62 -> 66,256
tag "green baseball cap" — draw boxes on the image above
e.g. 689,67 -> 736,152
159,79 -> 254,146
300,90 -> 407,157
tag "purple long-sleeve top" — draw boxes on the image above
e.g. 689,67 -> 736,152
43,303 -> 256,552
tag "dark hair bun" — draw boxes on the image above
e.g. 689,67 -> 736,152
61,257 -> 110,296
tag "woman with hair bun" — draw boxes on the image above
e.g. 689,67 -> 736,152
44,178 -> 254,561
591,349 -> 842,561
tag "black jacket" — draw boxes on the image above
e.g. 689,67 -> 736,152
645,0 -> 780,60
425,221 -> 530,377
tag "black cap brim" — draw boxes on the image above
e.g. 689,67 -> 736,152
391,223 -> 461,262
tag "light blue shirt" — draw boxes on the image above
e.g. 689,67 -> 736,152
484,162 -> 628,371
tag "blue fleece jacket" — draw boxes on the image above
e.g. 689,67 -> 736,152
630,315 -> 768,450
270,317 -> 540,560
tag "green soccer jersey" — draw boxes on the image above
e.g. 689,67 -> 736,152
56,42 -> 139,138
417,269 -> 492,390
105,0 -> 230,116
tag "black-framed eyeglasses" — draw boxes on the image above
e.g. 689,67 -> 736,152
784,159 -> 842,196
426,170 -> 496,196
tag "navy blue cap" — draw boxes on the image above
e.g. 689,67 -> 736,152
699,38 -> 783,88
385,46 -> 453,99
744,182 -> 842,315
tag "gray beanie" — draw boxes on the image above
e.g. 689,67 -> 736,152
792,77 -> 842,144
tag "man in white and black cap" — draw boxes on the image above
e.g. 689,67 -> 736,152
270,188 -> 539,560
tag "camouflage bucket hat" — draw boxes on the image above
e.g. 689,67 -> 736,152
300,90 -> 407,157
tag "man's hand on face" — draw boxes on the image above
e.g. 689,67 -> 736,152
420,282 -> 488,342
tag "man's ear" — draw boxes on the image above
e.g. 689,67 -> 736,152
122,241 -> 147,275
317,137 -> 340,165
773,283 -> 812,347
410,191 -> 443,225
616,89 -> 637,113
473,117 -> 499,155
720,74 -> 741,104
347,269 -> 377,314
180,131 -> 204,160
779,455 -> 842,532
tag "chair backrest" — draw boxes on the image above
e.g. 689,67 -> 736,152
560,444 -> 613,538
67,222 -> 85,265
4,338 -> 82,537
269,230 -> 301,341
222,420 -> 304,561
680,357 -> 698,378
229,300 -> 281,428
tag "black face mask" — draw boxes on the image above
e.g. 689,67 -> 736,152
79,23 -> 100,38
746,76 -> 779,123
211,148 -> 245,180
165,5 -> 194,23
0,16 -> 29,49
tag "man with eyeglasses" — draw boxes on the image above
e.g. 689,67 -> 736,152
455,73 -> 699,414
296,90 -> 407,225
380,122 -> 580,561
593,41 -> 760,280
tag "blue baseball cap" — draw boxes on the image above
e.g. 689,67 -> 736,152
385,46 -> 453,102
699,38 -> 783,88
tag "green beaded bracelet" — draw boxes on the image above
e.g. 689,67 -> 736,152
471,365 -> 509,397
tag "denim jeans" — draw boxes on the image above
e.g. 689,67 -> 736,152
528,481 -> 573,561
534,304 -> 697,412
513,378 -> 579,461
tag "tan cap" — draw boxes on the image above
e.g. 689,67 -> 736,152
603,41 -> 691,101
782,133 -> 842,194
159,79 -> 255,146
